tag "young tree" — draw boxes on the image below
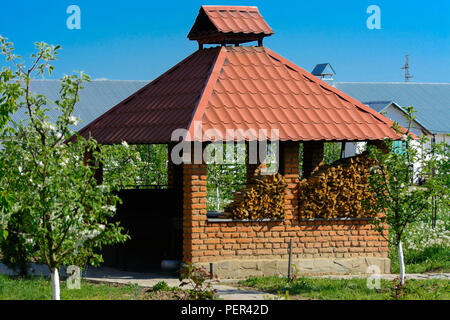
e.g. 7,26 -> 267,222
0,51 -> 22,235
0,37 -> 129,300
426,139 -> 450,228
366,106 -> 444,285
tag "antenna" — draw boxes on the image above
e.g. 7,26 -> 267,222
401,54 -> 413,82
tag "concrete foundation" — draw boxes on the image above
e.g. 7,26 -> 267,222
199,257 -> 391,279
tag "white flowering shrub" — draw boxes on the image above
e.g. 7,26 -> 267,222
0,38 -> 129,299
102,144 -> 168,187
402,220 -> 450,252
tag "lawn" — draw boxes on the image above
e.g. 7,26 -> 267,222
0,275 -> 144,300
390,246 -> 450,274
388,205 -> 450,274
239,276 -> 450,300
0,276 -> 214,300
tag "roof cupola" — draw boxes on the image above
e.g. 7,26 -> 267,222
187,6 -> 274,48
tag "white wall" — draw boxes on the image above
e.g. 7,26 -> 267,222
343,108 -> 447,184
382,105 -> 424,138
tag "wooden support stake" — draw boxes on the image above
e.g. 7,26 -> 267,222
210,262 -> 214,279
288,238 -> 293,281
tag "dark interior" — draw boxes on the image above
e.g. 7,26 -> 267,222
101,188 -> 183,272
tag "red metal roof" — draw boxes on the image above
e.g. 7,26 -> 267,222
196,46 -> 400,141
78,47 -> 221,144
202,6 -> 273,35
78,44 -> 399,144
188,6 -> 273,45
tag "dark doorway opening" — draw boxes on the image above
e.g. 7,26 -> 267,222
101,188 -> 183,272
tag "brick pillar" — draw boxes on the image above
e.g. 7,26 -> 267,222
302,141 -> 324,178
182,143 -> 207,263
279,142 -> 300,220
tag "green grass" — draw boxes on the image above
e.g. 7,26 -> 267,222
239,276 -> 450,300
390,246 -> 450,274
0,276 -> 215,300
0,275 -> 142,300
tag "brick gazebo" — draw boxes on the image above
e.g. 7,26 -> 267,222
78,6 -> 399,277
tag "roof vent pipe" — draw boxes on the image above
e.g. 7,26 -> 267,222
311,63 -> 336,81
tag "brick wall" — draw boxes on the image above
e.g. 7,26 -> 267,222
181,142 -> 389,269
182,160 -> 208,262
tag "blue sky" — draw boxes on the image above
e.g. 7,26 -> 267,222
1,0 -> 449,82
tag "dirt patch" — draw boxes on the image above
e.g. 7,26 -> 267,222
87,279 -> 191,300
142,288 -> 190,300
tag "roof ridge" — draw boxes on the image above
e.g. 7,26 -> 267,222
202,5 -> 259,10
187,46 -> 228,140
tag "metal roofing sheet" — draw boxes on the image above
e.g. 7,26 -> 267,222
198,46 -> 399,142
363,100 -> 393,112
11,80 -> 147,132
311,63 -> 335,76
78,46 -> 399,144
78,48 -> 220,144
334,82 -> 450,134
201,6 -> 273,35
187,6 -> 274,45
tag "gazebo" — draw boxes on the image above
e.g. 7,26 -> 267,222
79,5 -> 398,277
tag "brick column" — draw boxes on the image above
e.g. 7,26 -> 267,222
279,142 -> 300,220
302,141 -> 324,178
182,143 -> 207,263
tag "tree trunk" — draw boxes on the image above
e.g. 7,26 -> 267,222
51,268 -> 61,300
216,185 -> 220,211
398,241 -> 405,285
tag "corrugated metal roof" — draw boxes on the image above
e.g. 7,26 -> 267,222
11,80 -> 147,131
363,101 -> 393,113
188,6 -> 273,45
334,82 -> 450,134
78,46 -> 399,144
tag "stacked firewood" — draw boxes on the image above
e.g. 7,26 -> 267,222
298,154 -> 378,219
224,173 -> 287,220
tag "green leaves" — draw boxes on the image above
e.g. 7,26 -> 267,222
367,107 -> 448,246
102,143 -> 168,187
0,37 -> 129,287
